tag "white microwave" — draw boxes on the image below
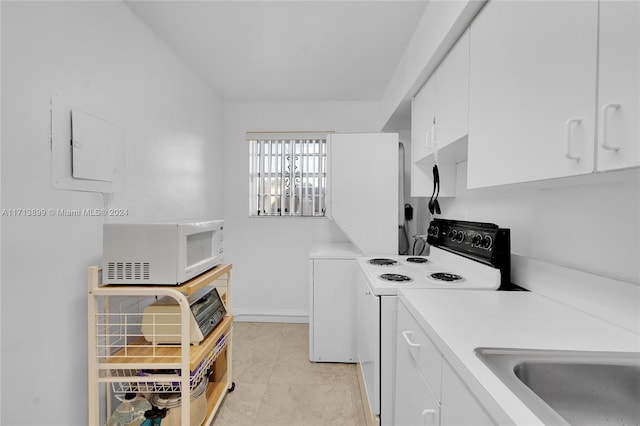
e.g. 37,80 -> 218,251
103,219 -> 224,285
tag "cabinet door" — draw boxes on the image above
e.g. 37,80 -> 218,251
311,259 -> 356,362
436,29 -> 470,148
328,133 -> 398,254
468,1 -> 598,188
394,329 -> 440,426
441,361 -> 495,426
356,272 -> 380,414
411,76 -> 436,197
597,1 -> 640,171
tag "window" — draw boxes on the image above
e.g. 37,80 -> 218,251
248,133 -> 327,217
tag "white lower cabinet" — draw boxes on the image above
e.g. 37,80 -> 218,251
395,301 -> 496,426
309,257 -> 356,362
440,361 -> 495,426
395,327 -> 440,426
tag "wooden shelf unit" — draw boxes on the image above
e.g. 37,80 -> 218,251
87,263 -> 234,426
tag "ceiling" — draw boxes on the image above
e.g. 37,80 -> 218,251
127,1 -> 428,102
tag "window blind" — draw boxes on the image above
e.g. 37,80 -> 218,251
249,135 -> 327,217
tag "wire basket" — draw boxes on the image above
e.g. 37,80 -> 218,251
110,332 -> 228,394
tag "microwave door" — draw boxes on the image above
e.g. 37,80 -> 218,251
180,221 -> 223,280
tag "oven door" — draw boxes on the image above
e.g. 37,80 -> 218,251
356,269 -> 380,416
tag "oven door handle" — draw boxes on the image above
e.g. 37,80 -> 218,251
401,331 -> 421,348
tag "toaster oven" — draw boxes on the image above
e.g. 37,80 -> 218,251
141,286 -> 227,345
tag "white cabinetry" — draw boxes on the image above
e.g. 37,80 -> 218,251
395,302 -> 441,426
395,300 -> 497,426
395,332 -> 440,426
468,0 -> 639,188
468,1 -> 598,188
309,243 -> 359,362
440,361 -> 494,426
597,1 -> 640,171
327,133 -> 398,254
412,76 -> 436,197
411,30 -> 470,197
356,270 -> 381,419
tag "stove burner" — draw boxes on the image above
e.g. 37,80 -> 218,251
368,258 -> 398,266
406,257 -> 429,264
379,273 -> 412,282
430,272 -> 464,282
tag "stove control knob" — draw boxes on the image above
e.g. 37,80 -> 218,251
448,230 -> 456,240
456,231 -> 465,243
482,235 -> 493,249
471,234 -> 482,247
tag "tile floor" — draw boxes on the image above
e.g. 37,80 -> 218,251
212,322 -> 367,426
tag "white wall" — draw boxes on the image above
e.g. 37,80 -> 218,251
1,2 -> 223,425
223,102 -> 386,321
440,164 -> 640,285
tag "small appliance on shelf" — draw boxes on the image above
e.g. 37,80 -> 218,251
142,286 -> 227,345
102,219 -> 224,285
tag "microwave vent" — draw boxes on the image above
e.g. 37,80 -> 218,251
107,262 -> 150,281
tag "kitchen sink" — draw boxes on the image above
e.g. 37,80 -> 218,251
475,348 -> 640,425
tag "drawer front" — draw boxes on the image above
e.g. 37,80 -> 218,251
397,302 -> 443,400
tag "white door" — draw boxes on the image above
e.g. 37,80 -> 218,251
436,29 -> 470,148
328,133 -> 398,254
356,270 -> 380,415
440,361 -> 495,426
411,76 -> 436,197
311,259 -> 356,362
468,1 -> 598,188
597,1 -> 640,171
394,329 -> 440,426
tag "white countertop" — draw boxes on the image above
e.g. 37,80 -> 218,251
309,242 -> 361,259
398,289 -> 640,425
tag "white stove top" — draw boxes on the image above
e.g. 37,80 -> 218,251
356,247 -> 501,296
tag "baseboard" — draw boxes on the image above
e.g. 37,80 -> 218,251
232,308 -> 309,324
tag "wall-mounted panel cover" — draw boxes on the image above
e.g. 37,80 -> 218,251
71,109 -> 117,182
50,90 -> 124,192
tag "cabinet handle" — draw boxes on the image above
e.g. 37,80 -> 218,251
421,408 -> 437,426
601,103 -> 621,152
402,331 -> 421,348
564,118 -> 582,160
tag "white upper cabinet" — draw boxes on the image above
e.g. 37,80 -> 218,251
597,1 -> 639,171
411,75 -> 436,197
467,1 -> 598,188
411,30 -> 470,197
436,29 -> 470,148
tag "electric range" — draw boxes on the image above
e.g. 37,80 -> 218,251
355,219 -> 510,426
356,247 -> 502,296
